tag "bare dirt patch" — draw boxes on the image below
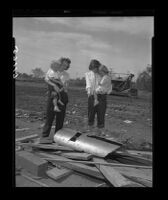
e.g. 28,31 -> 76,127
15,81 -> 152,151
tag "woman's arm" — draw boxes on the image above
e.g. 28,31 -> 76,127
45,77 -> 60,92
95,76 -> 110,94
85,72 -> 93,96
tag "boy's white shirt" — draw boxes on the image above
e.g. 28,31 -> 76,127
85,71 -> 101,95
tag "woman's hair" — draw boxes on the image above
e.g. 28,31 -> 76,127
99,65 -> 109,74
89,59 -> 101,70
59,57 -> 71,64
58,57 -> 71,70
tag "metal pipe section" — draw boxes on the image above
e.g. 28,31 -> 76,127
54,128 -> 122,157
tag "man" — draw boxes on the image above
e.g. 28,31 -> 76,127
39,57 -> 71,144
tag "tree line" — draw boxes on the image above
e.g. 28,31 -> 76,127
16,65 -> 152,91
135,65 -> 152,92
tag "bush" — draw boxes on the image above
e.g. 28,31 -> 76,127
136,65 -> 152,92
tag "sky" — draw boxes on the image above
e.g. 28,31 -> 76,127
13,17 -> 154,79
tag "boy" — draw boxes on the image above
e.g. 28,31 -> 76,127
45,60 -> 69,112
94,65 -> 112,105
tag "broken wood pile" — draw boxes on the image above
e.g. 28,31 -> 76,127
16,130 -> 152,187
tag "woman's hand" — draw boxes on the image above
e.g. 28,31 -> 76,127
97,90 -> 104,94
54,85 -> 60,93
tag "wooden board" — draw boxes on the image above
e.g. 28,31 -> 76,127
127,150 -> 152,160
59,152 -> 93,160
18,142 -> 74,151
93,157 -> 144,187
16,134 -> 39,143
16,128 -> 30,132
46,167 -> 72,180
112,166 -> 152,182
35,152 -> 105,180
110,152 -> 152,166
16,151 -> 48,177
123,176 -> 152,187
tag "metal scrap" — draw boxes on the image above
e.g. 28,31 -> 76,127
54,128 -> 122,157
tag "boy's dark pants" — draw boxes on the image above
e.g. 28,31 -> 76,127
88,94 -> 107,128
41,90 -> 68,138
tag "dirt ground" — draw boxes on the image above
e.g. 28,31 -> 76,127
15,80 -> 152,151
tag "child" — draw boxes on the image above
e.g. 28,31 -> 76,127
45,60 -> 66,112
94,65 -> 112,105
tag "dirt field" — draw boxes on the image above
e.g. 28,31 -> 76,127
15,80 -> 152,151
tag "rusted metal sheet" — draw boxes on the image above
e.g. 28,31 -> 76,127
54,128 -> 122,157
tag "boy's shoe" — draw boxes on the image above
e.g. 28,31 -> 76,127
39,137 -> 53,144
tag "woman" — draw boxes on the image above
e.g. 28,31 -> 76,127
39,57 -> 71,144
85,59 -> 107,136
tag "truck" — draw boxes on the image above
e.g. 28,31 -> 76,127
110,73 -> 138,97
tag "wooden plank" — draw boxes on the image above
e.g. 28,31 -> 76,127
21,173 -> 49,187
127,150 -> 152,160
36,152 -> 152,169
16,134 -> 39,143
59,152 -> 93,160
127,150 -> 152,155
35,152 -> 105,180
16,151 -> 48,177
123,176 -> 152,187
112,151 -> 152,166
16,128 -> 30,132
93,158 -> 144,187
46,167 -> 72,180
113,166 -> 152,182
96,182 -> 109,187
18,142 -> 74,151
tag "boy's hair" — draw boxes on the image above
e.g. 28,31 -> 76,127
99,65 -> 109,74
89,59 -> 101,70
50,60 -> 61,71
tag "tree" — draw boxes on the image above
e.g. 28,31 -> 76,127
31,68 -> 45,78
136,65 -> 152,92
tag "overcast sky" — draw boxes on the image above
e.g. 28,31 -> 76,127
13,17 -> 154,79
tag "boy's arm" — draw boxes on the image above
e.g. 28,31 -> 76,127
50,77 -> 63,86
63,81 -> 69,92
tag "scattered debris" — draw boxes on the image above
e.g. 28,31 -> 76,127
16,128 -> 152,187
64,121 -> 69,125
16,128 -> 30,132
123,120 -> 132,124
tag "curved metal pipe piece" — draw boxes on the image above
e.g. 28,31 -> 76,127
54,128 -> 122,157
